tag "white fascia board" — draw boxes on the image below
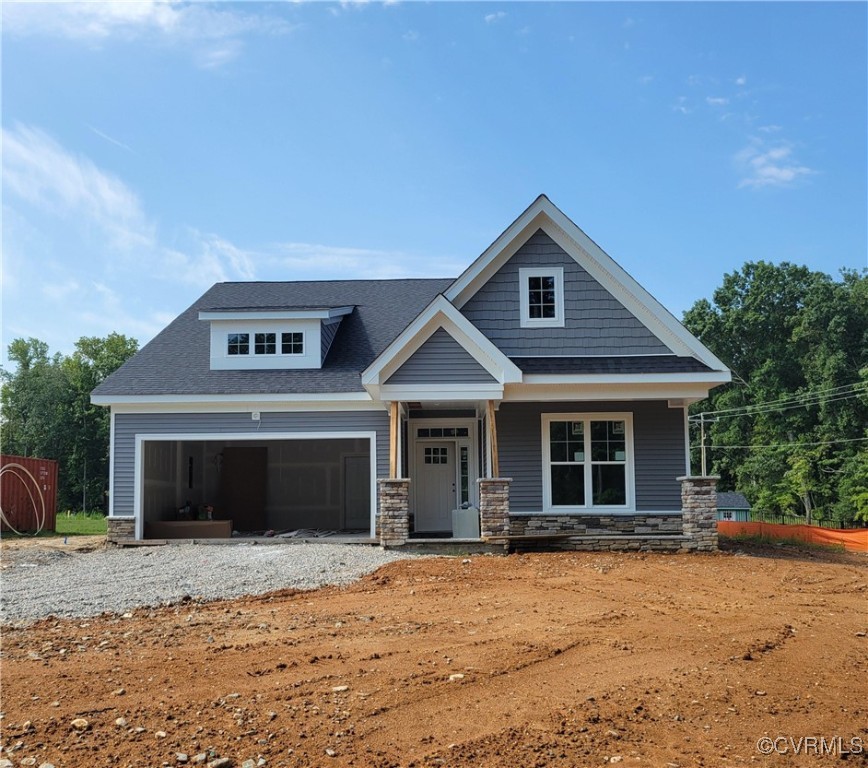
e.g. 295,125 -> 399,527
379,383 -> 505,402
198,307 -> 353,322
361,295 -> 522,387
446,195 -> 550,307
92,391 -> 378,408
445,195 -> 730,374
503,381 -> 724,402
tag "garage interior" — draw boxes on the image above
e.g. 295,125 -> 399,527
141,438 -> 371,538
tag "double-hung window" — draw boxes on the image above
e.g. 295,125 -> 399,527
543,413 -> 633,511
519,267 -> 564,328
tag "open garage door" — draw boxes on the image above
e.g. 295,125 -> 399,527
140,436 -> 373,537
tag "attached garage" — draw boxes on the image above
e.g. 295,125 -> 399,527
109,411 -> 388,540
140,436 -> 372,537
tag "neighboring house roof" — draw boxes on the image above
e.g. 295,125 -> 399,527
92,278 -> 453,397
717,491 -> 751,510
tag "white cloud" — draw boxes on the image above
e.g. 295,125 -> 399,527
735,76 -> 747,86
2,1 -> 290,67
638,75 -> 654,86
673,97 -> 691,115
402,29 -> 419,42
706,96 -> 729,106
735,139 -> 817,188
484,12 -> 506,24
2,123 -> 154,251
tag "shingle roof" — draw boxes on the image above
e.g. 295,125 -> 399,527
717,491 -> 751,510
93,279 -> 453,396
511,356 -> 713,374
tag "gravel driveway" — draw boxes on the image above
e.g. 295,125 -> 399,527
0,541 -> 414,625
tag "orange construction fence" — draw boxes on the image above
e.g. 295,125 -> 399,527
718,521 -> 868,553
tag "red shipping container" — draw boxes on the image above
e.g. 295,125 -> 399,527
0,455 -> 58,533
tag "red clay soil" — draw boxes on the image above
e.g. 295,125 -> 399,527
2,544 -> 866,768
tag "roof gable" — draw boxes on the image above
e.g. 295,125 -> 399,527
362,295 -> 522,400
445,195 -> 729,372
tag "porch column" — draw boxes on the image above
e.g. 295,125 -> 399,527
678,475 -> 719,552
486,400 -> 500,477
378,478 -> 410,548
478,477 -> 511,541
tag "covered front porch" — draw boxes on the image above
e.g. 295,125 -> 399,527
376,400 -> 509,547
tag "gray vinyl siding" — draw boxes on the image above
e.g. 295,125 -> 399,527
385,328 -> 496,384
320,320 -> 340,364
112,410 -> 389,517
461,230 -> 672,356
496,401 -> 685,513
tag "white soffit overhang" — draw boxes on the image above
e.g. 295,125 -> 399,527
445,195 -> 730,374
361,295 -> 522,399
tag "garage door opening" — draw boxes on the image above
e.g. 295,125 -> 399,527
139,436 -> 372,538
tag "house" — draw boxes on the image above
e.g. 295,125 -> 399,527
92,196 -> 730,551
716,491 -> 751,522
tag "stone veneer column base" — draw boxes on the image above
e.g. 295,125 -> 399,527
378,478 -> 410,548
107,517 -> 136,544
678,475 -> 719,552
478,478 -> 512,540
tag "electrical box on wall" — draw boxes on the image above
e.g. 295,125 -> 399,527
251,411 -> 260,421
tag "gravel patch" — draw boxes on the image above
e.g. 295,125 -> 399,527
1,542 -> 416,624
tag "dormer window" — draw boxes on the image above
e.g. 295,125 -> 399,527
281,332 -> 303,355
227,333 -> 249,355
519,267 -> 564,328
202,306 -> 352,371
255,333 -> 276,355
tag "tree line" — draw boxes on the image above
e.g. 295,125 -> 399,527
683,262 -> 867,524
1,333 -> 138,513
1,262 -> 865,522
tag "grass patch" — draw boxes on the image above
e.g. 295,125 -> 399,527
3,511 -> 108,538
55,512 -> 108,536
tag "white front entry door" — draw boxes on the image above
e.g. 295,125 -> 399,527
415,441 -> 456,532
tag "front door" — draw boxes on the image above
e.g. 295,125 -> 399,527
414,441 -> 456,532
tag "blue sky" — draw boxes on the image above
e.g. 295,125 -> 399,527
2,1 -> 866,368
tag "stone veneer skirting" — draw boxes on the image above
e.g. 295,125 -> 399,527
107,517 -> 135,543
510,514 -> 683,537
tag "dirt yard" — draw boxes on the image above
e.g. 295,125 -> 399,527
1,542 -> 865,767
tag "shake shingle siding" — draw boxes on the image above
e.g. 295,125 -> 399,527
496,401 -> 685,513
111,410 -> 390,517
386,329 -> 496,384
461,230 -> 672,357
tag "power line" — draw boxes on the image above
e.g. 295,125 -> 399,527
705,436 -> 868,451
689,382 -> 867,422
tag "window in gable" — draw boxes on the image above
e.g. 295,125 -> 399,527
227,333 -> 249,355
255,332 -> 277,355
519,267 -> 564,328
281,332 -> 304,355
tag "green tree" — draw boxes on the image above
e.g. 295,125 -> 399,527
683,263 -> 867,523
1,333 -> 138,512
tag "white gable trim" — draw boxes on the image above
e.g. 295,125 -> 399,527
361,295 -> 522,399
445,195 -> 729,373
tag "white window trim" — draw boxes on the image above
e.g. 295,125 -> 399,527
519,266 -> 565,329
541,412 -> 635,513
225,330 -> 305,358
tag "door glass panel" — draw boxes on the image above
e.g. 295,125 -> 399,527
459,446 -> 469,505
